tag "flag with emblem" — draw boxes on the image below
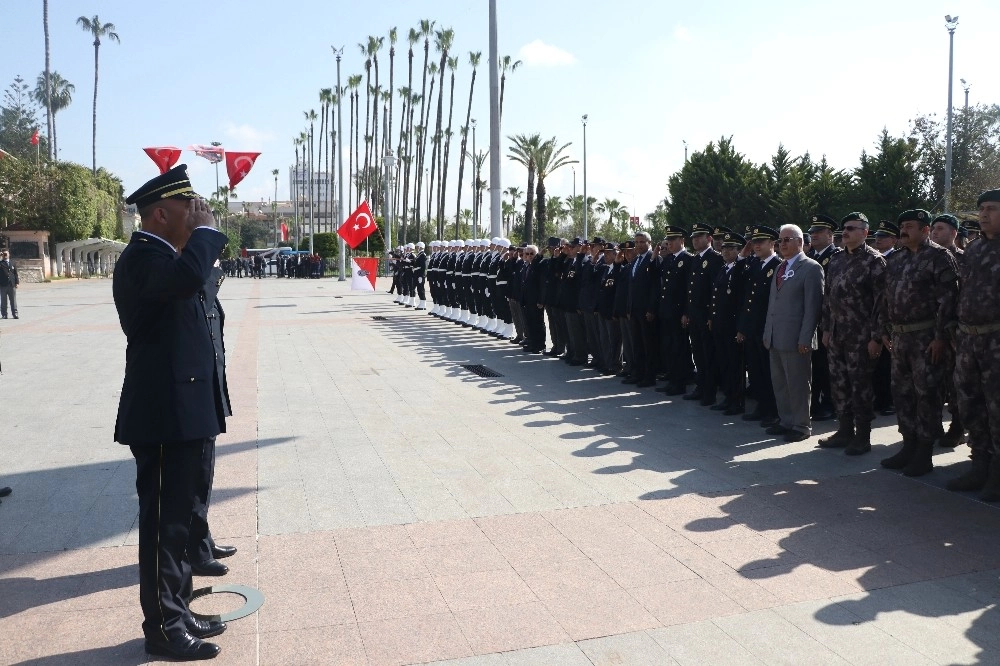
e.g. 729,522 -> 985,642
30,130 -> 40,146
337,201 -> 378,248
351,257 -> 379,291
189,144 -> 225,163
280,222 -> 289,242
142,147 -> 182,174
225,151 -> 261,190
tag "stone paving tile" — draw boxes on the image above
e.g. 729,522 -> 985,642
350,575 -> 450,622
419,541 -> 511,577
434,568 -> 538,612
542,587 -> 660,641
712,608 -> 852,665
648,620 -> 764,665
629,577 -> 745,627
358,612 -> 473,666
502,641 -> 594,665
578,630 -> 680,665
453,602 -> 570,654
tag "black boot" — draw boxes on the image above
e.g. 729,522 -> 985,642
946,457 -> 991,492
902,440 -> 934,477
978,456 -> 1000,502
818,417 -> 854,449
881,437 -> 917,470
938,418 -> 967,448
844,424 -> 871,456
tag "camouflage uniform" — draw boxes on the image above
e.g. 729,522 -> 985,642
879,237 -> 959,475
953,233 -> 1000,485
821,243 -> 886,445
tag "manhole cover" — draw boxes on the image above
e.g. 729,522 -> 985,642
460,364 -> 504,378
371,315 -> 389,321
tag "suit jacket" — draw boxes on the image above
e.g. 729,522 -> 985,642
686,247 -> 725,325
202,267 -> 232,419
763,251 -> 824,351
627,250 -> 658,317
113,228 -> 229,446
0,259 -> 18,287
738,254 -> 779,339
520,255 -> 544,307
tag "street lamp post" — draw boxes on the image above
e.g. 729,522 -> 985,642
272,169 -> 279,247
683,140 -> 688,163
581,114 -> 588,240
961,78 -> 970,109
944,14 -> 958,213
471,118 -> 477,234
384,152 -> 396,260
333,46 -> 347,280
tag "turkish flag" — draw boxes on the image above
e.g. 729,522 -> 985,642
351,257 -> 379,291
142,147 -> 182,174
337,201 -> 378,249
30,130 -> 39,146
225,151 -> 261,190
280,222 -> 289,242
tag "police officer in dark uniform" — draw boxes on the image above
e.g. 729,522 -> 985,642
710,232 -> 749,414
684,222 -> 725,405
413,241 -> 428,309
115,165 -> 229,660
656,227 -> 694,395
738,226 -> 781,424
806,214 -> 841,422
542,238 -> 567,356
614,241 -> 635,376
596,242 -> 623,374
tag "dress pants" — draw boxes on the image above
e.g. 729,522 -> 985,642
619,317 -> 634,375
661,317 -> 693,385
746,341 -> 776,416
509,298 -> 525,338
0,285 -> 16,317
770,349 -> 813,435
546,306 -> 566,353
525,304 -> 546,351
187,436 -> 217,565
600,317 -> 622,373
565,311 -> 587,362
584,312 -> 602,364
629,315 -> 658,382
689,320 -> 717,397
132,440 -> 205,640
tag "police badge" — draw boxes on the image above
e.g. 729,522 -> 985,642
702,260 -> 708,268
766,269 -> 774,278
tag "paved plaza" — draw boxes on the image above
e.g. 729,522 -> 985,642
1,275 -> 999,665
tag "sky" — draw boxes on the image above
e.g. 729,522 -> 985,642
2,0 -> 998,235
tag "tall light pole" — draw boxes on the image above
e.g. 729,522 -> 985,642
384,151 -> 396,258
683,140 -> 688,163
272,168 -> 279,246
944,14 -> 958,213
471,118 -> 477,233
488,0 -> 502,238
961,78 -> 970,109
581,114 -> 588,239
333,46 -> 346,280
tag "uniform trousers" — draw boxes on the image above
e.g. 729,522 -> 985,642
661,317 -> 694,386
525,303 -> 546,351
689,320 -> 718,397
953,330 -> 999,460
770,349 -> 813,435
584,311 -> 602,364
619,317 -> 634,375
547,306 -> 566,353
599,317 -> 622,373
565,311 -> 587,362
891,329 -> 944,443
509,299 -> 525,339
827,339 -> 876,430
415,276 -> 426,301
712,324 -> 743,407
811,335 -> 834,411
0,285 -> 16,317
186,436 -> 218,565
745,340 -> 776,416
131,440 -> 205,640
629,315 -> 659,382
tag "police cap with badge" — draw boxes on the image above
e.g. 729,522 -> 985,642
125,164 -> 201,213
808,214 -> 837,233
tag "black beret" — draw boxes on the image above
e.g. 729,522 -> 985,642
840,212 -> 868,226
874,220 -> 900,238
690,222 -> 713,236
663,225 -> 687,239
932,214 -> 960,229
896,209 -> 932,226
125,164 -> 200,210
808,214 -> 837,232
977,189 -> 1000,206
964,220 -> 981,232
722,232 -> 746,247
750,225 -> 778,241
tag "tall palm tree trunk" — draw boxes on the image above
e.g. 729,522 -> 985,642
43,0 -> 52,160
438,62 -> 457,226
454,54 -> 479,227
91,40 -> 99,173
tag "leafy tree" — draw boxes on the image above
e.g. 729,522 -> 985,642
854,129 -> 928,222
533,137 -> 577,241
0,76 -> 48,158
508,133 -> 542,244
665,136 -> 762,231
33,71 -> 73,159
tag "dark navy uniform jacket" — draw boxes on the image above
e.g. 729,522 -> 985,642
113,228 -> 229,446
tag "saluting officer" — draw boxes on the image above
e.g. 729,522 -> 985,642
656,227 -> 694,396
871,220 -> 900,415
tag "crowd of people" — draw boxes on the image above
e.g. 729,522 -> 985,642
392,190 -> 999,500
220,252 -> 328,279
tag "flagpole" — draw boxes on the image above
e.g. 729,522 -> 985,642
333,46 -> 347,281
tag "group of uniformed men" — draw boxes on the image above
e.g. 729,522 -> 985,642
397,188 -> 1000,499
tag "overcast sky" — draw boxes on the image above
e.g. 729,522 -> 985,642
2,0 -> 996,231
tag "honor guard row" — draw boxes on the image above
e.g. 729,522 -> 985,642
405,190 -> 999,499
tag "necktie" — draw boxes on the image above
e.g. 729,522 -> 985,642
776,260 -> 788,289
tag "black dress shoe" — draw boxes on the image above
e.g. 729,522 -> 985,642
145,633 -> 221,661
664,384 -> 686,396
190,559 -> 229,576
0,487 -> 11,498
742,410 -> 764,422
724,405 -> 745,416
784,431 -> 809,443
710,402 -> 730,411
211,544 -> 237,559
543,349 -> 560,356
699,397 -> 717,407
765,425 -> 790,436
761,416 -> 782,428
636,379 -> 655,388
186,616 -> 227,639
682,391 -> 703,401
622,377 -> 639,384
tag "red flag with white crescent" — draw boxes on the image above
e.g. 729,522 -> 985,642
142,147 -> 182,174
337,201 -> 378,249
280,222 -> 289,242
351,257 -> 379,291
226,151 -> 261,190
30,130 -> 40,146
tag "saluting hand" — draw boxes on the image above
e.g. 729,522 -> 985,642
187,198 -> 217,232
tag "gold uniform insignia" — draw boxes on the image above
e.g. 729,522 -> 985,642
678,260 -> 684,267
702,260 -> 708,268
822,258 -> 830,266
766,269 -> 774,278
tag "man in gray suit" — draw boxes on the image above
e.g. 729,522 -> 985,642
763,224 -> 824,442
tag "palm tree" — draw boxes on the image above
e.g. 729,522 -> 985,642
420,61 -> 438,232
43,0 -> 52,160
413,19 -> 435,233
32,71 -> 73,159
546,195 -> 567,231
597,197 -> 629,235
454,51 -> 481,230
501,201 -> 515,236
429,28 -> 454,233
437,54 -> 458,226
498,55 -> 522,122
399,27 -> 420,242
534,138 -> 578,240
508,133 -> 542,244
319,88 -> 335,230
347,74 -> 363,208
386,28 -> 397,157
76,15 -> 120,174
367,35 -> 384,178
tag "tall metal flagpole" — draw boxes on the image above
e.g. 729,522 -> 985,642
944,15 -> 958,213
488,0 -> 502,238
334,46 -> 347,280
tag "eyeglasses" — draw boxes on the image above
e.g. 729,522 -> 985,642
778,237 -> 799,243
842,225 -> 863,232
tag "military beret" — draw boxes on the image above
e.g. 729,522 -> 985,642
722,232 -> 746,247
663,225 -> 687,239
125,164 -> 200,210
712,225 -> 732,237
590,236 -> 606,245
964,220 -> 981,232
690,222 -> 713,236
546,236 -> 561,248
932,214 -> 960,229
750,225 -> 779,241
808,214 -> 837,232
840,212 -> 868,226
896,209 -> 932,226
874,220 -> 900,238
976,189 -> 1000,206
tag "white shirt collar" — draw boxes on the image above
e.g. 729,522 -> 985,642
136,230 -> 177,254
698,247 -> 712,258
673,249 -> 686,258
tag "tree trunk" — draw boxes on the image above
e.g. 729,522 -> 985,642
413,39 -> 430,234
92,41 -> 99,173
524,168 -> 535,245
455,65 -> 477,229
348,93 -> 355,211
536,177 -> 547,241
43,0 -> 52,160
438,68 -> 456,227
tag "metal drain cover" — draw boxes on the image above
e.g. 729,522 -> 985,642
460,364 -> 504,378
371,315 -> 389,321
